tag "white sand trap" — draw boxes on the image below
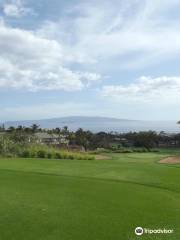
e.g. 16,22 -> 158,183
159,156 -> 180,164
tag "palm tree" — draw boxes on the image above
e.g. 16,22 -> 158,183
17,125 -> 24,131
54,128 -> 61,134
31,124 -> 39,133
61,126 -> 69,135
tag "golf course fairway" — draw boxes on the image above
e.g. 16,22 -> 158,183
0,152 -> 179,240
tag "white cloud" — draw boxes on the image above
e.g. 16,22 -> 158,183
3,0 -> 33,18
102,76 -> 180,103
37,0 -> 180,69
0,21 -> 101,91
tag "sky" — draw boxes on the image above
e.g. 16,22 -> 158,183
0,0 -> 180,121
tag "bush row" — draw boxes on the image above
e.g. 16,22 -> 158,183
0,140 -> 95,160
113,148 -> 159,153
18,147 -> 95,160
91,147 -> 159,154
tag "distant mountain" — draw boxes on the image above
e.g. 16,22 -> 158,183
2,116 -> 179,133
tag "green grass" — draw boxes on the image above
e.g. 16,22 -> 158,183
0,150 -> 180,240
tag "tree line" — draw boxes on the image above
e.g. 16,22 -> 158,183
0,124 -> 180,150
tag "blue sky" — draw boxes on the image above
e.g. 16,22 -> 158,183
0,0 -> 180,121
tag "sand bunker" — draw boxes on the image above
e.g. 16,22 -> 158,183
159,156 -> 180,164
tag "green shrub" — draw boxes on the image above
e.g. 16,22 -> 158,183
36,150 -> 46,158
54,152 -> 62,159
0,140 -> 96,160
69,155 -> 74,160
114,148 -> 133,153
30,151 -> 36,158
5,153 -> 14,158
20,150 -> 30,158
149,148 -> 159,152
133,148 -> 152,153
47,152 -> 52,159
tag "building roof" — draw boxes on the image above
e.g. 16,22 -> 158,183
34,132 -> 60,139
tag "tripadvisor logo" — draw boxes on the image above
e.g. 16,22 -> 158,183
135,227 -> 174,236
135,227 -> 143,236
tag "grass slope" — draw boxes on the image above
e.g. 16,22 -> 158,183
0,151 -> 180,240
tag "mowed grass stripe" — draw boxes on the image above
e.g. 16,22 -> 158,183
0,155 -> 180,194
0,169 -> 180,240
0,168 -> 180,195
